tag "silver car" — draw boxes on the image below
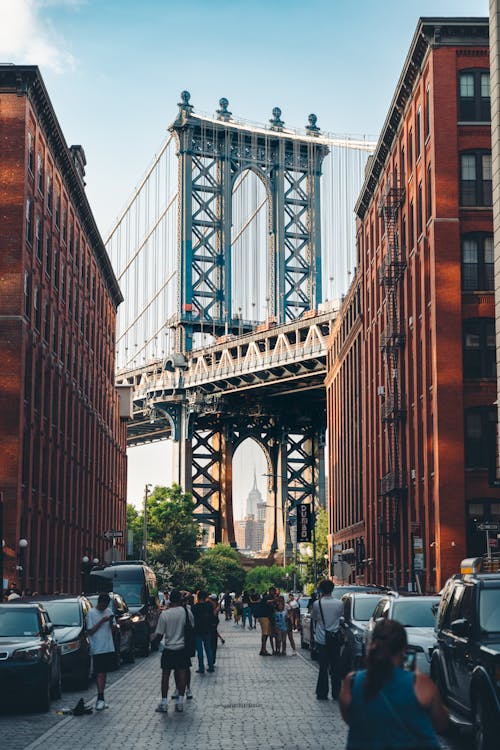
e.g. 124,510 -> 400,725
341,592 -> 385,670
365,595 -> 440,675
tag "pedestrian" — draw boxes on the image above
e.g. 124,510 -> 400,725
339,619 -> 448,749
287,593 -> 300,630
152,589 -> 194,713
241,590 -> 252,629
258,586 -> 278,656
223,590 -> 232,620
312,579 -> 344,700
285,596 -> 298,655
249,588 -> 260,628
274,596 -> 288,655
85,592 -> 115,710
233,593 -> 243,625
193,590 -> 216,674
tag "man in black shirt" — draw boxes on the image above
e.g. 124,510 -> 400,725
258,587 -> 278,655
193,590 -> 216,673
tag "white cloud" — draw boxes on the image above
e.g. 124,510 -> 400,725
0,0 -> 76,73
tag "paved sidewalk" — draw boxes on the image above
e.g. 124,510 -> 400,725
19,620 -> 348,750
1,618 -> 468,750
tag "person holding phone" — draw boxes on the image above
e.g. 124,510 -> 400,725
339,619 -> 448,749
86,592 -> 115,711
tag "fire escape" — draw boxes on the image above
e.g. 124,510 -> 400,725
378,181 -> 406,543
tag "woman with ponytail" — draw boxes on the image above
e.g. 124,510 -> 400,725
339,619 -> 448,749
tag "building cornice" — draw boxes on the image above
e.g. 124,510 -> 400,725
0,64 -> 123,308
355,17 -> 489,221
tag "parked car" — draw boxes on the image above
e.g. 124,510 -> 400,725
87,592 -> 135,665
89,561 -> 160,656
431,557 -> 500,750
341,592 -> 385,670
0,602 -> 61,712
19,595 -> 92,689
366,594 -> 440,675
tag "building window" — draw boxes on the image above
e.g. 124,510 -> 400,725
427,165 -> 432,220
459,70 -> 490,122
62,209 -> 67,243
401,146 -> 405,184
34,287 -> 40,330
417,183 -> 423,237
416,107 -> 421,159
409,200 -> 414,249
460,151 -> 492,206
46,175 -> 52,212
465,407 -> 496,468
462,233 -> 494,290
55,194 -> 60,229
463,318 -> 496,378
26,198 -> 33,246
45,236 -> 52,277
28,132 -> 34,174
44,301 -> 50,343
425,86 -> 430,138
61,262 -> 65,302
35,216 -> 42,260
24,271 -> 31,318
408,128 -> 413,170
54,248 -> 59,289
37,153 -> 43,193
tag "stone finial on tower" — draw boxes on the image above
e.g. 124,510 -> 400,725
305,113 -> 320,136
175,90 -> 194,123
270,106 -> 284,131
216,97 -> 232,121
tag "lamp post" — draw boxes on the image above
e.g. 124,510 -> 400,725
142,483 -> 152,562
17,539 -> 28,592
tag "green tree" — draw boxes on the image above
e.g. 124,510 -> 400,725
126,503 -> 143,554
200,544 -> 246,593
299,506 -> 329,585
244,564 -> 298,593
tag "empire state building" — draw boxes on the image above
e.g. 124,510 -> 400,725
235,471 -> 266,552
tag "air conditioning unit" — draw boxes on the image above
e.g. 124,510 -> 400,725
377,386 -> 385,396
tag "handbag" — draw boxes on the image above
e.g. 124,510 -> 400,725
318,598 -> 342,645
183,606 -> 196,657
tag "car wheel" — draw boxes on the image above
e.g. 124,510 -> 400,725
50,663 -> 62,699
75,659 -> 90,690
125,639 -> 136,664
473,692 -> 496,750
300,633 -> 308,649
138,632 -> 151,657
35,677 -> 51,713
430,657 -> 446,698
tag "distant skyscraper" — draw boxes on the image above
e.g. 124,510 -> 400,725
235,470 -> 266,552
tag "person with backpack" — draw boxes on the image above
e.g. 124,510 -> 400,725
192,590 -> 216,673
311,579 -> 344,700
152,589 -> 194,714
339,619 -> 448,749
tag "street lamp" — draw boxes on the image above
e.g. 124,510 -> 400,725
17,539 -> 28,592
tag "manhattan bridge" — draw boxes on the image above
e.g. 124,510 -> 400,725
108,92 -> 375,555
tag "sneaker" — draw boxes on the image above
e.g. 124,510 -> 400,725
291,651 -> 298,656
171,690 -> 179,700
195,669 -> 205,674
186,688 -> 193,700
207,666 -> 215,673
95,699 -> 107,711
175,701 -> 184,712
155,702 -> 168,713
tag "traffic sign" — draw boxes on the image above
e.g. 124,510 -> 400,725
104,529 -> 123,540
478,522 -> 500,532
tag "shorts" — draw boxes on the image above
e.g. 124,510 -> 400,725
161,648 -> 191,671
92,652 -> 116,674
258,617 -> 272,636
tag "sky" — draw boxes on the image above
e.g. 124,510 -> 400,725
0,0 -> 489,511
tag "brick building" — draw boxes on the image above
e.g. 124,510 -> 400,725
326,18 -> 500,592
0,65 -> 127,594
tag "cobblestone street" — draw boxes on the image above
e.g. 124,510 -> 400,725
0,620 -> 469,750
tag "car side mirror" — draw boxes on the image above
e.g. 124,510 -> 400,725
450,618 -> 471,638
44,623 -> 54,635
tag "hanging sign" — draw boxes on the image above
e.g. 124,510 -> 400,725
297,503 -> 312,542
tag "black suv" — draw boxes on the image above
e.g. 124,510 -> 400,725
431,557 -> 500,750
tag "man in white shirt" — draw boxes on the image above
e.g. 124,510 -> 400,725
152,589 -> 194,714
86,592 -> 115,710
312,579 -> 344,700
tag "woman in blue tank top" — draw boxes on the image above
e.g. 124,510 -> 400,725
339,619 -> 448,750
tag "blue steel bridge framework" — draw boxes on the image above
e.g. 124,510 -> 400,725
109,94 -> 374,552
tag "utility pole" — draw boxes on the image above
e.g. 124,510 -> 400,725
143,484 -> 152,562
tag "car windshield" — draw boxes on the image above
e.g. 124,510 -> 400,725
43,601 -> 81,627
112,583 -> 144,607
353,596 -> 383,621
0,609 -> 40,637
392,600 -> 437,628
479,588 -> 500,632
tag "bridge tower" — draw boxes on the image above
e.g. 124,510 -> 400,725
170,92 -> 328,352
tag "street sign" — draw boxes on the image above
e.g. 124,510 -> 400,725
297,504 -> 312,542
478,522 -> 500,532
488,538 -> 498,548
104,530 -> 124,540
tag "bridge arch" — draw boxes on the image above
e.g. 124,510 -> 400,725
232,436 -> 273,556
